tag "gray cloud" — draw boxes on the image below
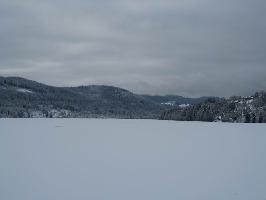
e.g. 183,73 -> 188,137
0,0 -> 265,97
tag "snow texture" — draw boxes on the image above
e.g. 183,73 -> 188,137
178,103 -> 190,108
16,88 -> 34,93
161,101 -> 176,106
0,119 -> 266,200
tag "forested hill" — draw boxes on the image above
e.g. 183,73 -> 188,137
0,76 -> 216,118
160,92 -> 266,123
3,76 -> 264,122
0,76 -> 164,118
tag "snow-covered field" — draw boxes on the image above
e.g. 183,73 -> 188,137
1,119 -> 266,200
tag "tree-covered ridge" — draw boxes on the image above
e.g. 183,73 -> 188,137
1,76 -> 265,122
0,76 -> 164,118
160,92 -> 266,123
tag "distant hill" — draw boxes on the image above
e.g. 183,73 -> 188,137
0,76 -> 163,118
0,76 -> 218,119
160,93 -> 266,123
3,76 -> 262,122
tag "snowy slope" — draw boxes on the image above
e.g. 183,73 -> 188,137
0,119 -> 266,200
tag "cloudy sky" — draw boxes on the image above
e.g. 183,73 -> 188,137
0,0 -> 265,97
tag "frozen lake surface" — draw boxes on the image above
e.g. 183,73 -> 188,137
1,119 -> 266,200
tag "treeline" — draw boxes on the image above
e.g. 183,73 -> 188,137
160,92 -> 266,123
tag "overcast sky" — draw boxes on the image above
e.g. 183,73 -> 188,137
0,0 -> 265,97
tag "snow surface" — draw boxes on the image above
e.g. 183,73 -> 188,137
0,119 -> 266,200
161,101 -> 176,106
16,88 -> 34,93
179,103 -> 190,108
